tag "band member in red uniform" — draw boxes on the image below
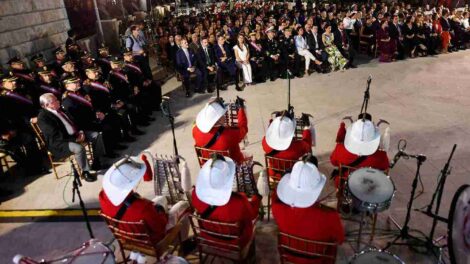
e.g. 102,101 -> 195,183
99,156 -> 191,247
192,97 -> 249,165
262,111 -> 313,181
192,155 -> 261,250
330,114 -> 389,188
272,156 -> 344,264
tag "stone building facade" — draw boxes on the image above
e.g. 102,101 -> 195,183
0,0 -> 70,67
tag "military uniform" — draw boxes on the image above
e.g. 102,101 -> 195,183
280,35 -> 302,78
248,40 -> 267,83
263,37 -> 282,81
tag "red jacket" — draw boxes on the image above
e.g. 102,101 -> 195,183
330,122 -> 390,187
272,191 -> 344,264
193,108 -> 248,164
99,190 -> 168,244
262,129 -> 312,181
191,188 -> 261,248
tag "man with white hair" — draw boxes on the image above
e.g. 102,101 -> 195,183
272,155 -> 344,263
37,93 -> 104,182
191,154 -> 261,251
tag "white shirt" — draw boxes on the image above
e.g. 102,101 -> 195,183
463,18 -> 469,30
343,17 -> 356,30
47,109 -> 75,136
182,48 -> 192,67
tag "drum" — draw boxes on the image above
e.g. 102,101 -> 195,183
350,248 -> 404,264
347,168 -> 395,213
448,184 -> 470,264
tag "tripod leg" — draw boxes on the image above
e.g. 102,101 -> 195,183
370,213 -> 377,243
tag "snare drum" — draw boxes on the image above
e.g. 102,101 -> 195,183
350,248 -> 404,264
347,168 -> 395,213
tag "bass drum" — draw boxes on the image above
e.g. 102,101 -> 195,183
350,248 -> 404,264
448,184 -> 470,264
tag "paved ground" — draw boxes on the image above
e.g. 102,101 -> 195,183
1,51 -> 469,263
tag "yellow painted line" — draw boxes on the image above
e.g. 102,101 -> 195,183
0,209 -> 101,218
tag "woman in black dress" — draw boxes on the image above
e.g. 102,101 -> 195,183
402,16 -> 418,58
415,15 -> 429,57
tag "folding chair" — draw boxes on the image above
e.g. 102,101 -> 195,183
264,155 -> 298,221
189,213 -> 256,264
278,232 -> 338,264
0,151 -> 15,177
101,212 -> 183,264
194,146 -> 230,168
30,121 -> 84,179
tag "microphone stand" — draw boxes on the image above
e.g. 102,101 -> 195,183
418,144 -> 457,245
287,69 -> 292,111
161,98 -> 179,164
71,161 -> 94,239
384,151 -> 438,257
359,76 -> 372,118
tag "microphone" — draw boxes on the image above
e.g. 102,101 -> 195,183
390,150 -> 403,169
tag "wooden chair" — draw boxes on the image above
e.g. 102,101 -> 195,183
30,121 -> 83,179
264,155 -> 298,221
101,212 -> 183,263
278,232 -> 337,264
0,151 -> 15,177
359,34 -> 375,55
194,146 -> 230,168
189,213 -> 256,264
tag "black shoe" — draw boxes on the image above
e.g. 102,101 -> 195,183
83,171 -> 97,182
123,134 -> 137,142
131,128 -> 145,135
236,86 -> 244,91
207,87 -> 214,93
185,91 -> 191,97
180,237 -> 198,256
104,152 -> 119,159
349,64 -> 357,68
0,188 -> 14,199
194,89 -> 205,94
114,144 -> 127,150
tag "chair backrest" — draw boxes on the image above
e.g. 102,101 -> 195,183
189,214 -> 243,257
100,212 -> 182,258
194,146 -> 230,167
278,232 -> 337,264
264,155 -> 298,181
223,103 -> 240,128
30,120 -> 46,150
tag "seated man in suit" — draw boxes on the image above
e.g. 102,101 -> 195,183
334,22 -> 357,68
214,34 -> 240,91
176,39 -> 203,97
192,154 -> 261,252
196,36 -> 217,93
272,156 -> 344,264
307,25 -> 329,63
37,93 -> 106,182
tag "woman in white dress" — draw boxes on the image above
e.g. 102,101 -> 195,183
233,34 -> 253,85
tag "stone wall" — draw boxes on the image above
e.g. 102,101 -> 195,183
0,0 -> 70,67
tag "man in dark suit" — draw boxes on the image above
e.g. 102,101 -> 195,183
37,93 -> 105,182
334,22 -> 357,68
176,39 -> 203,97
307,25 -> 329,63
388,15 -> 405,59
214,34 -> 240,91
196,36 -> 217,93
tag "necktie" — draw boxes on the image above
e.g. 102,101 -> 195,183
205,48 -> 211,64
342,31 -> 346,45
58,110 -> 78,135
184,49 -> 191,67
